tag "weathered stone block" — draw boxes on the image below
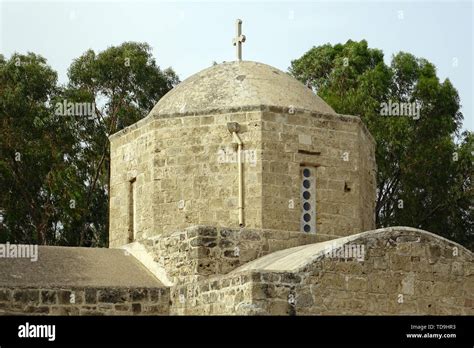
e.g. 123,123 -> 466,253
451,262 -> 463,276
401,273 -> 415,295
41,290 -> 57,305
130,289 -> 148,301
114,304 -> 131,312
24,306 -> 50,314
85,289 -> 97,304
50,306 -> 80,315
346,276 -> 367,292
142,304 -> 168,314
252,283 -> 277,300
389,254 -> 411,271
198,226 -> 218,237
428,244 -> 442,263
280,273 -> 302,284
13,290 -> 39,304
240,230 -> 261,241
296,291 -> 314,307
368,274 -> 386,293
98,289 -> 128,303
373,257 -> 388,270
0,288 -> 12,302
267,300 -> 292,315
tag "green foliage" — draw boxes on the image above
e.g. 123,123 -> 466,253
0,52 -> 66,244
291,40 -> 473,250
0,43 -> 179,246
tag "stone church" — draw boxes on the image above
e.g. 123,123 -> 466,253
0,21 -> 472,315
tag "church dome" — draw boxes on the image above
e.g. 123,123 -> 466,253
151,61 -> 335,116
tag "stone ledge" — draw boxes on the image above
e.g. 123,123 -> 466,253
108,105 -> 367,141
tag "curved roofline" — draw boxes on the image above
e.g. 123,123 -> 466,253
230,226 -> 473,274
151,60 -> 336,116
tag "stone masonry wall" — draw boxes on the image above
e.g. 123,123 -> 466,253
2,228 -> 471,316
260,108 -> 376,237
0,286 -> 169,316
109,106 -> 377,247
238,228 -> 474,315
109,122 -> 156,246
151,111 -> 263,235
169,273 -> 258,315
358,125 -> 377,232
143,225 -> 334,285
109,110 -> 265,247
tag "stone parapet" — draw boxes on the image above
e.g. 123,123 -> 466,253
0,286 -> 169,316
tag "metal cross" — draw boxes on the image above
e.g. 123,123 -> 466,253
232,19 -> 246,61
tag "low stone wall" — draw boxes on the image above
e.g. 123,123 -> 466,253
170,273 -> 258,315
0,286 -> 169,315
234,228 -> 474,315
144,225 -> 334,284
2,227 -> 471,316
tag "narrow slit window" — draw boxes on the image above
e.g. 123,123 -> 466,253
128,178 -> 136,243
300,167 -> 316,234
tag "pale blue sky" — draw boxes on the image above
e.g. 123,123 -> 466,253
1,0 -> 472,131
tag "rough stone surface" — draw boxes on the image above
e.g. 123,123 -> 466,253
148,227 -> 473,316
150,61 -> 336,116
109,106 -> 375,246
141,225 -> 335,285
0,286 -> 169,316
229,227 -> 474,315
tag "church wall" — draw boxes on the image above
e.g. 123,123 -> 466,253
358,126 -> 377,231
239,228 -> 474,315
0,286 -> 169,315
169,273 -> 256,315
110,111 -> 265,247
166,229 -> 473,316
151,111 -> 264,236
260,108 -> 376,238
142,225 -> 333,285
109,119 -> 157,247
109,106 -> 376,246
